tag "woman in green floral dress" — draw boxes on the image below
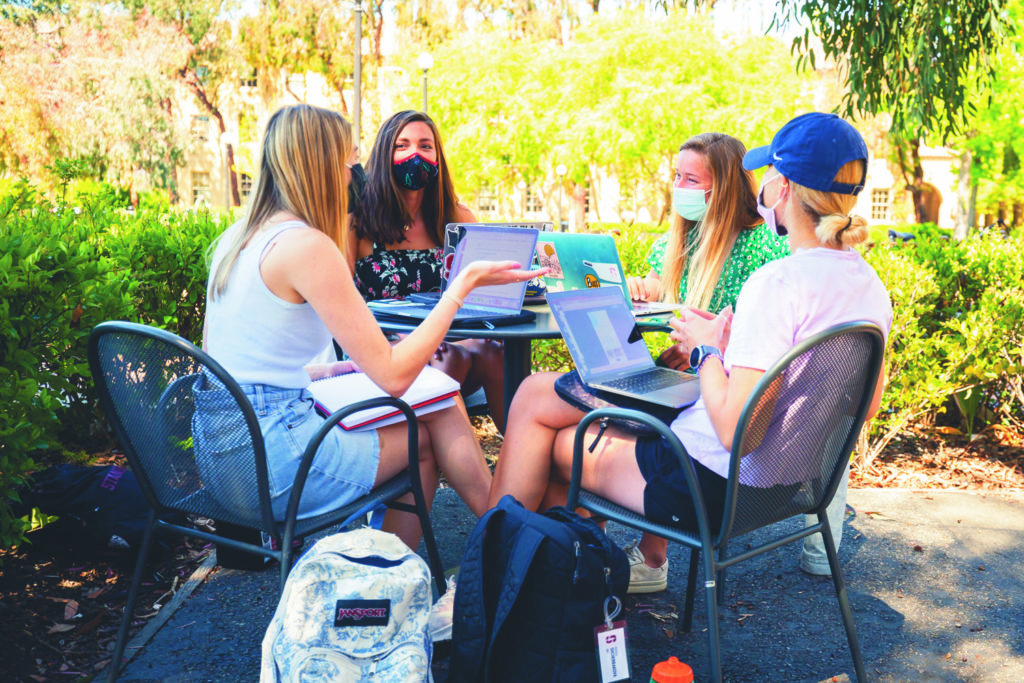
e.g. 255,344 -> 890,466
626,133 -> 789,369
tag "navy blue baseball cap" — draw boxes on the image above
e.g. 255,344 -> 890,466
742,113 -> 868,195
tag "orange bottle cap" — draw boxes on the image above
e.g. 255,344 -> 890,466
651,656 -> 694,683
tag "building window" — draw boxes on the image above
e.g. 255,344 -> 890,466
239,106 -> 258,144
525,187 -> 542,213
191,115 -> 210,143
871,188 -> 890,221
583,185 -> 591,214
477,188 -> 497,214
240,173 -> 253,200
191,172 -> 211,205
240,68 -> 258,88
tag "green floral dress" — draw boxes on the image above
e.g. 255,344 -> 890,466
646,223 -> 790,312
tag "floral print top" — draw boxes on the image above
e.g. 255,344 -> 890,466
646,223 -> 790,312
354,242 -> 445,300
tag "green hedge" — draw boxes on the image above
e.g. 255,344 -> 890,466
1,182 -> 1022,549
0,183 -> 228,549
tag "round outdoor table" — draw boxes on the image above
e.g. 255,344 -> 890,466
375,304 -> 561,426
374,303 -> 673,426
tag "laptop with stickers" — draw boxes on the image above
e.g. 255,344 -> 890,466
368,224 -> 540,328
535,232 -> 686,317
546,287 -> 700,409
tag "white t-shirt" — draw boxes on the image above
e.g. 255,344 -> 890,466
670,247 -> 893,480
205,220 -> 332,389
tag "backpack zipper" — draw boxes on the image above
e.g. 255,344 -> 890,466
573,541 -> 582,583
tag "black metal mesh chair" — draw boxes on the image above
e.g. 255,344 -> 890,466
88,321 -> 446,681
567,322 -> 885,683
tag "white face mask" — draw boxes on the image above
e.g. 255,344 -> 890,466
756,173 -> 785,236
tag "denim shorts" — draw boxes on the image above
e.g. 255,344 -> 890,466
193,377 -> 380,521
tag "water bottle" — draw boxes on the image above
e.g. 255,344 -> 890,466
650,656 -> 694,683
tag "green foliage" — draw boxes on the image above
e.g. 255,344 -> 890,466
428,11 -> 810,221
864,226 -> 1024,455
783,0 -> 1012,141
0,182 -> 226,551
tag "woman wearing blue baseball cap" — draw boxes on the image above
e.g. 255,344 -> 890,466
489,112 -> 892,593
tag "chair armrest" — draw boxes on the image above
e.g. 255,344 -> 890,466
283,397 -> 420,537
566,407 -> 718,549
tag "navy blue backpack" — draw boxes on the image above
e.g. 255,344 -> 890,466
449,495 -> 629,682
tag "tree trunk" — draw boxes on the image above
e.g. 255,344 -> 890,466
895,136 -> 927,223
968,182 -> 978,231
953,148 -> 972,240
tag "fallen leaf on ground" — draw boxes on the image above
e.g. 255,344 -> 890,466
64,600 -> 79,620
46,623 -> 75,634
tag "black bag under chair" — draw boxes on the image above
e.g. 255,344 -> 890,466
449,495 -> 629,683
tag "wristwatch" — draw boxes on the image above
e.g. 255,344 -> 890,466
689,345 -> 723,374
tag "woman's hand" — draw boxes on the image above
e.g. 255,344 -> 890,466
626,272 -> 660,301
668,305 -> 733,357
452,260 -> 548,295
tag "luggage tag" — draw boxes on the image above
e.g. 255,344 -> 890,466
594,594 -> 630,683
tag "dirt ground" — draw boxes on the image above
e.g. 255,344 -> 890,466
1,418 -> 1021,682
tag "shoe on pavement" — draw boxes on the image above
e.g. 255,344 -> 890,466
429,576 -> 457,642
625,540 -> 668,594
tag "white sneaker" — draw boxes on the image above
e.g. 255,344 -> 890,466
428,576 -> 457,642
625,540 -> 668,594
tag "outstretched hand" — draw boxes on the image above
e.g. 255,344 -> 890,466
456,260 -> 549,291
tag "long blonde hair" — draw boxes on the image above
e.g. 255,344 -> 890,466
789,159 -> 870,248
210,104 -> 352,298
659,133 -> 761,309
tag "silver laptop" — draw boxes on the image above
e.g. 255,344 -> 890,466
367,224 -> 539,326
546,287 -> 701,409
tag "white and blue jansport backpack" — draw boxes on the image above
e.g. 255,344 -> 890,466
260,528 -> 433,682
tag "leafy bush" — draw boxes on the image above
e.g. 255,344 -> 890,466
0,183 -> 227,550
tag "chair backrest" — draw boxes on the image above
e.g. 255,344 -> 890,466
717,322 -> 884,542
88,321 -> 276,531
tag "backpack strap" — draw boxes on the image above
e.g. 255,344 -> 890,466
483,524 -> 545,682
450,504 -> 505,682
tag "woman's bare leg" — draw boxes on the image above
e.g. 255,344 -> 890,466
374,420 -> 439,551
373,399 -> 490,549
488,373 -> 585,510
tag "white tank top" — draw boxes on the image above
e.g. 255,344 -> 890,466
205,220 -> 332,389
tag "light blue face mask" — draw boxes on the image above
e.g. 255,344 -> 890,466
672,186 -> 709,221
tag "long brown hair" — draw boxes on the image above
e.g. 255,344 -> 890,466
210,104 -> 352,298
659,133 -> 762,309
355,110 -> 461,247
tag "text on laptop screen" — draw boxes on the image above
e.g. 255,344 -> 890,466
550,288 -> 654,378
451,226 -> 539,310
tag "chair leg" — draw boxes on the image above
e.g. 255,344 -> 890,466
820,515 -> 867,682
410,485 -> 446,597
716,542 -> 728,604
681,548 -> 699,632
701,544 -> 724,683
106,512 -> 159,683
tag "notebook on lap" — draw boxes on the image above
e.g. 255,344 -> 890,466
535,232 -> 686,317
546,287 -> 700,409
368,224 -> 540,328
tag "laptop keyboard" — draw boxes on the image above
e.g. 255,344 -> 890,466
601,368 -> 683,393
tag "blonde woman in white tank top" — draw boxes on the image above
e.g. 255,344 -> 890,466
201,105 -> 544,551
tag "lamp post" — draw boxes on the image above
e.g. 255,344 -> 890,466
555,163 -> 567,231
353,2 -> 362,145
417,52 -> 433,113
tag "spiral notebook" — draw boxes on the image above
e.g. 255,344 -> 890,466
309,366 -> 460,431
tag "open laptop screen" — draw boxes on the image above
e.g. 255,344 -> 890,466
547,288 -> 655,381
450,225 -> 539,311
